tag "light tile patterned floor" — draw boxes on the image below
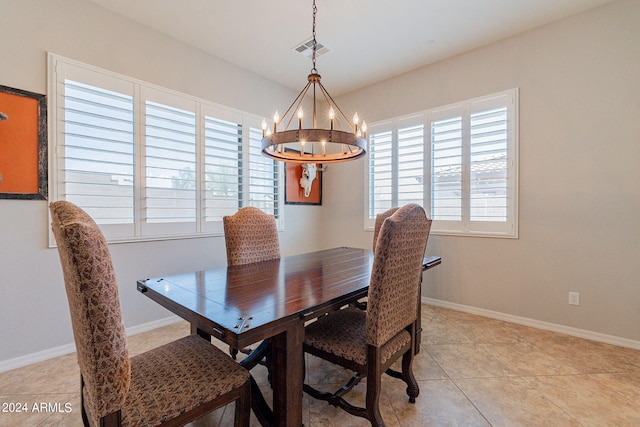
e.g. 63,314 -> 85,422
1,305 -> 639,426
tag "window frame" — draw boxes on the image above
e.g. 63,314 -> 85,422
48,53 -> 283,245
365,89 -> 519,238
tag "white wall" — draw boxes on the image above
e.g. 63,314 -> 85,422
0,0 -> 325,366
324,0 -> 640,343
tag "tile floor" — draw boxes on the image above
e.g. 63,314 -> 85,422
1,304 -> 639,426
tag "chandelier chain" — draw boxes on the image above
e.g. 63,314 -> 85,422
311,0 -> 318,73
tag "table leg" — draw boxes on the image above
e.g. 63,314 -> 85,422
418,256 -> 441,354
191,324 -> 212,341
271,323 -> 304,427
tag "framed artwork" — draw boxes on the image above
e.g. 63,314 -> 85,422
0,85 -> 48,200
284,154 -> 322,205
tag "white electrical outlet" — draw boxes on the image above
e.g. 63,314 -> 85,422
568,292 -> 580,306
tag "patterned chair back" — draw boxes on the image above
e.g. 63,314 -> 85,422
366,203 -> 431,348
372,207 -> 399,251
223,206 -> 280,266
50,201 -> 130,420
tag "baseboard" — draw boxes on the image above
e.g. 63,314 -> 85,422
124,315 -> 183,337
0,316 -> 182,373
5,301 -> 637,373
423,297 -> 640,351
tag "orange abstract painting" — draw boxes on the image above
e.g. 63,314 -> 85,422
0,85 -> 47,199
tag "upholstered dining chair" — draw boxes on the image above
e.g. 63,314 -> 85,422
223,206 -> 280,267
372,207 -> 399,251
303,203 -> 432,426
223,206 -> 280,361
50,201 -> 251,427
350,206 -> 402,312
351,206 -> 401,312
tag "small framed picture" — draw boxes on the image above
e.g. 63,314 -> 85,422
284,153 -> 322,205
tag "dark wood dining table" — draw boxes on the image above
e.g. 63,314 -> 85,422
136,247 -> 440,427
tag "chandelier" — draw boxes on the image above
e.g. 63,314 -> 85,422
261,0 -> 367,164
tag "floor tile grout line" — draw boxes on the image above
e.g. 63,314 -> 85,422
3,305 -> 640,426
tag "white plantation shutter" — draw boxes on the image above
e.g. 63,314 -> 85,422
397,124 -> 424,206
204,116 -> 242,222
368,130 -> 393,218
469,107 -> 508,222
59,78 -> 136,239
368,120 -> 424,219
431,115 -> 463,221
50,54 -> 283,243
366,89 -> 518,237
247,126 -> 279,217
144,100 -> 197,225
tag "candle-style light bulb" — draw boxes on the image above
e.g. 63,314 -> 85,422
273,111 -> 279,133
262,118 -> 267,137
298,108 -> 304,129
362,121 -> 367,138
353,112 -> 359,133
329,107 -> 335,130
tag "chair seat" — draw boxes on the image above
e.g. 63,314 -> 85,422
304,307 -> 411,366
84,335 -> 250,427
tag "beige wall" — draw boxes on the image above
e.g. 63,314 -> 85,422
324,0 -> 640,344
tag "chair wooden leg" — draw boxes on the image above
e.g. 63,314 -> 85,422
366,346 -> 385,427
265,346 -> 273,386
250,375 -> 273,427
80,375 -> 90,427
229,345 -> 239,360
401,349 -> 419,403
99,410 -> 122,427
234,381 -> 251,427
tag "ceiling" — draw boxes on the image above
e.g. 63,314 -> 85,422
87,0 -> 615,96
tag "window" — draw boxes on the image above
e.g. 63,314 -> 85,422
366,89 -> 518,238
49,54 -> 282,242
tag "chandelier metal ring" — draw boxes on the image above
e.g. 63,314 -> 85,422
261,129 -> 367,163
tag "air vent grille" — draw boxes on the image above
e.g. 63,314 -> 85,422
293,39 -> 330,58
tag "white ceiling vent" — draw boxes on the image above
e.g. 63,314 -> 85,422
293,38 -> 330,58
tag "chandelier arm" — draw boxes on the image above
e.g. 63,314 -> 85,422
290,92 -> 308,131
279,81 -> 313,127
316,84 -> 344,131
317,81 -> 355,132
